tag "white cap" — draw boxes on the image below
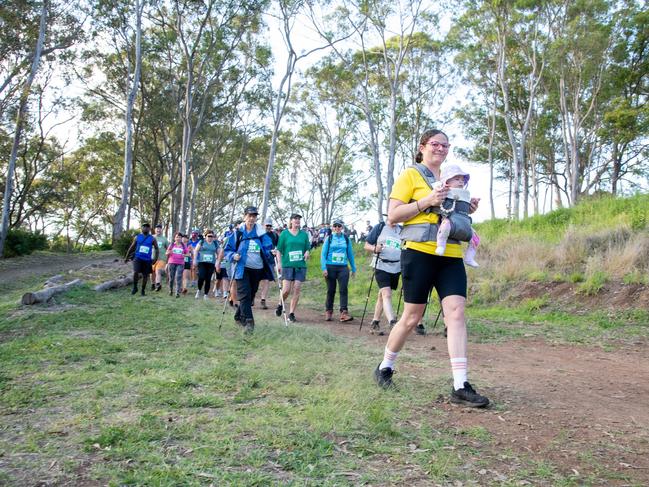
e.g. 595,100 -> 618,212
440,164 -> 470,187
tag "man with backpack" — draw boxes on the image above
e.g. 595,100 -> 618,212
223,206 -> 276,334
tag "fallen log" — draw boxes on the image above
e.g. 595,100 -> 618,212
94,275 -> 133,292
21,279 -> 84,305
44,274 -> 65,287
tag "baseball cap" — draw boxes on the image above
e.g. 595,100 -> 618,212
290,213 -> 302,220
142,222 -> 151,228
228,223 -> 234,230
154,223 -> 162,228
244,206 -> 259,215
440,164 -> 470,187
264,218 -> 273,226
333,219 -> 344,226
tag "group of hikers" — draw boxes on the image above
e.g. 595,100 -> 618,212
124,128 -> 489,408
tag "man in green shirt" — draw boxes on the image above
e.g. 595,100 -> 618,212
274,213 -> 311,322
152,224 -> 170,292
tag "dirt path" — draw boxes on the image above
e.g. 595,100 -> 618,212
255,305 -> 649,485
0,251 -> 119,284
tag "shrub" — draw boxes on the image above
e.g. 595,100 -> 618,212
4,229 -> 48,257
113,230 -> 138,258
577,271 -> 608,296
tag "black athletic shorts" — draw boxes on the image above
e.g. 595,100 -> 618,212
184,261 -> 191,270
375,268 -> 400,290
401,248 -> 467,304
217,266 -> 228,279
133,258 -> 153,275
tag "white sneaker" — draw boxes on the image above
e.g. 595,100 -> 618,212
223,291 -> 229,299
214,290 -> 221,297
195,290 -> 201,299
203,295 -> 209,301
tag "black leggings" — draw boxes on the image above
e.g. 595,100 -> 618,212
197,262 -> 216,294
325,265 -> 350,312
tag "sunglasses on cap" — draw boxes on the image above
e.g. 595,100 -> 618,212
206,234 -> 214,237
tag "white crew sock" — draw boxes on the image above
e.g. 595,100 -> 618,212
379,347 -> 399,370
451,357 -> 468,390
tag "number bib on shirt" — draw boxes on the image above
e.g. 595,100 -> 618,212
138,245 -> 150,254
248,240 -> 260,253
384,237 -> 401,249
331,252 -> 345,264
172,247 -> 183,255
201,253 -> 214,263
289,250 -> 302,262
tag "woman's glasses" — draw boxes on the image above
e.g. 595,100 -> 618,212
426,141 -> 451,151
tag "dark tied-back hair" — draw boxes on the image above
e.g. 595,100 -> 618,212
415,129 -> 448,163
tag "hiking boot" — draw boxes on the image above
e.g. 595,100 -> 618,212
415,323 -> 426,335
451,382 -> 490,408
325,310 -> 333,321
155,283 -> 162,292
275,304 -> 283,317
288,312 -> 296,322
244,318 -> 255,334
131,286 -> 138,295
151,282 -> 156,291
261,299 -> 268,309
374,365 -> 395,390
169,289 -> 173,296
389,319 -> 397,331
370,320 -> 384,336
340,310 -> 353,322
175,292 -> 180,298
140,288 -> 146,296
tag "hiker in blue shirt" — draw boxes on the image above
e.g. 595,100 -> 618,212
124,222 -> 159,296
223,206 -> 276,334
320,219 -> 356,322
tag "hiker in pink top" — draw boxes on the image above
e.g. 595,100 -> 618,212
166,232 -> 190,297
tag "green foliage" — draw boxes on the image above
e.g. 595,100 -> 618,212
112,230 -> 138,258
3,229 -> 48,258
622,271 -> 648,285
577,271 -> 609,296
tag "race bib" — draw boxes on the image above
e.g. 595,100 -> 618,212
202,254 -> 214,262
248,241 -> 260,253
331,252 -> 345,264
138,245 -> 150,254
172,247 -> 183,255
184,255 -> 190,262
385,237 -> 401,249
289,250 -> 303,262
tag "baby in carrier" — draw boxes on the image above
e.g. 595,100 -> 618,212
433,164 -> 480,267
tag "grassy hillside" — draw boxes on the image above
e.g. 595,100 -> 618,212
472,193 -> 649,291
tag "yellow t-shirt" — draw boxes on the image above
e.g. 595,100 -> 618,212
390,167 -> 462,258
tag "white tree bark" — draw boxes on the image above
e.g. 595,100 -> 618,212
113,0 -> 144,242
0,0 -> 48,257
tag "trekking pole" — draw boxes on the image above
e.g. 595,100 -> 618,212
218,262 -> 237,331
273,254 -> 289,327
396,285 -> 403,318
358,264 -> 377,332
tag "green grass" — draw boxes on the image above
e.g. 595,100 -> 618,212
474,193 -> 649,242
1,212 -> 648,485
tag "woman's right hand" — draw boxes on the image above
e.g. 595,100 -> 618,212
419,185 -> 448,210
233,253 -> 241,262
322,270 -> 328,278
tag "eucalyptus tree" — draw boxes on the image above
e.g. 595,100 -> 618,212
258,0 -> 340,222
0,0 -> 80,256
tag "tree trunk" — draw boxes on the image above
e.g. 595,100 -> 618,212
113,0 -> 143,242
94,276 -> 134,292
0,1 -> 47,257
21,279 -> 83,305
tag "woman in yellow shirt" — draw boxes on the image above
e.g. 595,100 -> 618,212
373,129 -> 489,408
